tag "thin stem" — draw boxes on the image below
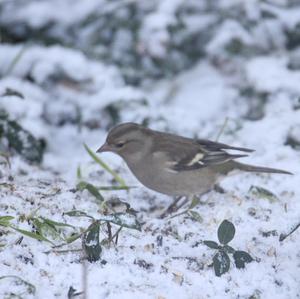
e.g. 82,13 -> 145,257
280,221 -> 300,241
159,196 -> 184,218
215,117 -> 229,141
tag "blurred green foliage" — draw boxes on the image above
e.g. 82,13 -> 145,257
0,110 -> 45,163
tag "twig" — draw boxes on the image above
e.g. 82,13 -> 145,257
82,260 -> 88,299
279,221 -> 300,241
169,209 -> 189,219
215,117 -> 229,141
107,222 -> 112,243
44,248 -> 82,254
159,196 -> 184,218
112,226 -> 123,245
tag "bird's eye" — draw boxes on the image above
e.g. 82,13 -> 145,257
115,141 -> 125,148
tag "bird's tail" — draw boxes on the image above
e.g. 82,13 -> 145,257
232,161 -> 292,175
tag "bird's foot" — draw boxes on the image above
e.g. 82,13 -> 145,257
159,196 -> 189,218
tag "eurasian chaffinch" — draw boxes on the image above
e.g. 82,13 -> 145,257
96,123 -> 291,197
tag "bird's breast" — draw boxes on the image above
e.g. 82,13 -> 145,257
124,156 -> 217,196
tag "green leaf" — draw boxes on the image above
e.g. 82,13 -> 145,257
77,165 -> 82,179
77,181 -> 104,202
83,222 -> 102,262
0,215 -> 14,227
213,250 -> 230,277
248,185 -> 278,203
223,245 -> 236,254
188,210 -> 203,223
84,143 -> 127,187
12,227 -> 54,244
97,185 -> 136,191
189,196 -> 200,209
98,213 -> 142,231
0,275 -> 36,295
64,210 -> 94,219
30,217 -> 75,242
65,233 -> 82,244
233,250 -> 253,269
5,44 -> 28,76
217,220 -> 235,245
31,217 -> 60,240
40,217 -> 75,228
203,240 -> 219,249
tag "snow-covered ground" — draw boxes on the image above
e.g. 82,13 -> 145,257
1,1 -> 300,298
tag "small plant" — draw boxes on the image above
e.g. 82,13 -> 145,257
0,215 -> 75,245
248,185 -> 278,203
65,210 -> 141,262
63,144 -> 141,262
0,211 -> 141,262
203,220 -> 253,277
0,109 -> 45,163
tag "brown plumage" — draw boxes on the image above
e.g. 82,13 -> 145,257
97,122 -> 292,197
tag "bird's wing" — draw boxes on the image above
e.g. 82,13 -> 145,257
152,134 -> 253,172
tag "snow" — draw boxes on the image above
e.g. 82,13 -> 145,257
245,56 -> 300,94
206,20 -> 254,55
1,1 -> 300,299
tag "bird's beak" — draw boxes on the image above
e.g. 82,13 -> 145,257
96,142 -> 111,153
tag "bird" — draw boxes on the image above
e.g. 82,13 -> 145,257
96,122 -> 291,213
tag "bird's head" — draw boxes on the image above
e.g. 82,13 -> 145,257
96,123 -> 150,159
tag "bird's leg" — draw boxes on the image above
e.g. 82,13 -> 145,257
174,196 -> 190,211
159,196 -> 185,218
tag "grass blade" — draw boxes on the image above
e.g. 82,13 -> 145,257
5,44 -> 28,76
40,217 -> 75,228
0,215 -> 14,227
84,143 -> 127,187
97,185 -> 136,191
12,227 -> 54,245
77,181 -> 104,202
